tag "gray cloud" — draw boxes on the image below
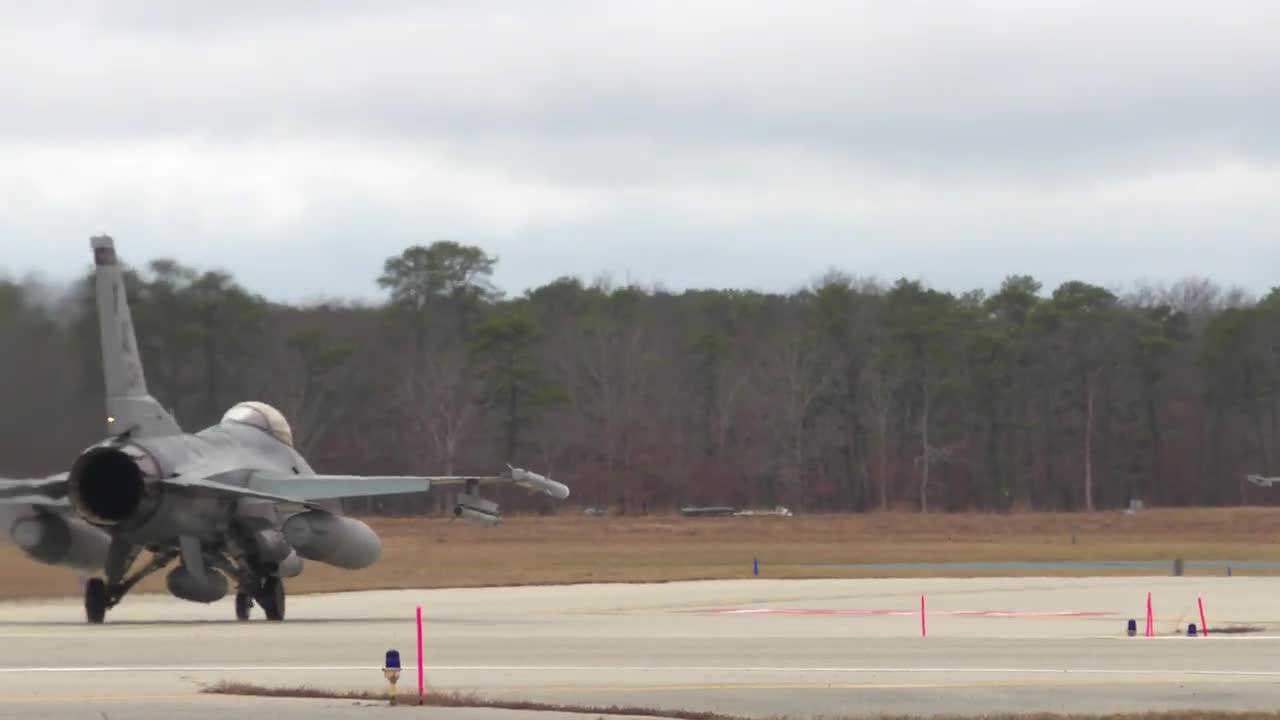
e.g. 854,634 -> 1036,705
2,0 -> 1279,301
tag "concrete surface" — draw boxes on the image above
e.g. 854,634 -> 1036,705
2,576 -> 1279,718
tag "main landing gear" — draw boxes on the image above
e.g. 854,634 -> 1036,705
235,591 -> 252,621
258,576 -> 285,621
83,549 -> 176,624
234,576 -> 285,622
84,578 -> 110,624
82,541 -> 288,624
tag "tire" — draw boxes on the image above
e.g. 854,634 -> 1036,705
85,578 -> 109,624
257,577 -> 285,621
235,592 -> 252,621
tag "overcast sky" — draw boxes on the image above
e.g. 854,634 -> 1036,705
1,0 -> 1278,303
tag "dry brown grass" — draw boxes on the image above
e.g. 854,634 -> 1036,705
205,680 -> 743,719
204,681 -> 1280,720
848,716 -> 1280,720
4,507 -> 1280,601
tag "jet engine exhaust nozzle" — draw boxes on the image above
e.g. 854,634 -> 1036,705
67,444 -> 162,528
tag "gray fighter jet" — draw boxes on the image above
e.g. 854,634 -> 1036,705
0,236 -> 569,623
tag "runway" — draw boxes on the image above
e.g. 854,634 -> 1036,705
2,576 -> 1280,718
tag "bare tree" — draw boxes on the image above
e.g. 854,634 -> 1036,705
757,316 -> 835,510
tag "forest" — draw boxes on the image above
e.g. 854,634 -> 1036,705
2,240 -> 1278,516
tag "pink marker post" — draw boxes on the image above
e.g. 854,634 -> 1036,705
416,605 -> 425,704
920,595 -> 926,638
1197,596 -> 1208,637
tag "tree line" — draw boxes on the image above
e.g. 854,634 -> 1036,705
2,241 -> 1278,514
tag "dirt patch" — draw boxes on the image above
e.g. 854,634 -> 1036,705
1206,624 -> 1266,634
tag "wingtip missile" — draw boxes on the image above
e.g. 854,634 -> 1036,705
508,465 -> 570,499
1247,474 -> 1278,487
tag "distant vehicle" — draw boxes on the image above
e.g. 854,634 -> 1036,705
677,505 -> 793,517
733,506 -> 793,517
1,236 -> 569,624
679,506 -> 738,517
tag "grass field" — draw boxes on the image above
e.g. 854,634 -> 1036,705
3,507 -> 1280,601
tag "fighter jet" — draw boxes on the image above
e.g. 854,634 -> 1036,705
0,235 -> 569,623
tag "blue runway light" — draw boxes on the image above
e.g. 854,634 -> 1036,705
1127,619 -> 1136,637
383,649 -> 403,705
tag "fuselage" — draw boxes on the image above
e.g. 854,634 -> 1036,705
68,421 -> 315,547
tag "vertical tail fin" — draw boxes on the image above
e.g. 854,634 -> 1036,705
91,235 -> 181,437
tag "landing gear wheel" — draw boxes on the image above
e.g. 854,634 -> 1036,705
256,577 -> 285,621
235,592 -> 253,621
84,578 -> 109,624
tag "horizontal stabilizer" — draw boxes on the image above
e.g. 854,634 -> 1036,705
0,495 -> 71,508
0,474 -> 69,501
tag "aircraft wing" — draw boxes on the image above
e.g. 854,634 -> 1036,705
0,473 -> 69,504
1,460 -> 570,509
243,472 -> 432,500
242,465 -> 569,501
172,464 -> 568,504
0,471 -> 423,513
164,474 -> 322,507
2,464 -> 569,509
151,470 -> 412,510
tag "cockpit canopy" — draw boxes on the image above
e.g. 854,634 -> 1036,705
221,401 -> 294,448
